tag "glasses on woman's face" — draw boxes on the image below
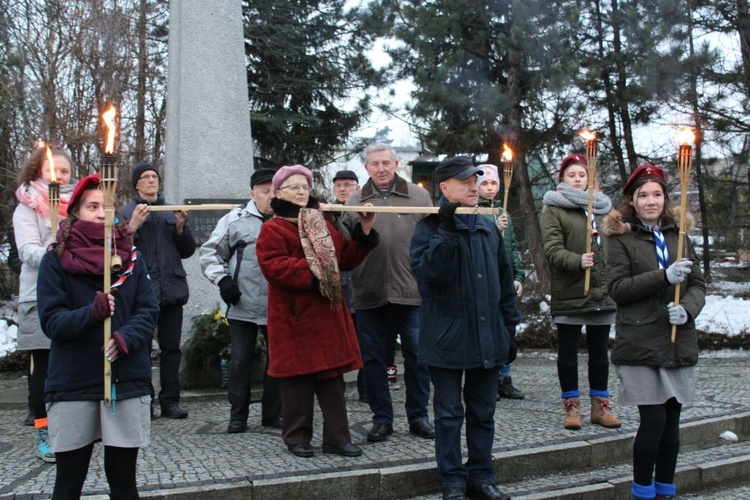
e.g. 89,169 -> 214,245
279,184 -> 310,192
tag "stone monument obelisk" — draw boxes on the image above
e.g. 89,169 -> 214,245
164,0 -> 254,319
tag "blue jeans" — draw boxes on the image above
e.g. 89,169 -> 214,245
429,365 -> 498,488
356,304 -> 430,425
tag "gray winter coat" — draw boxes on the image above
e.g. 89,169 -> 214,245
199,200 -> 268,324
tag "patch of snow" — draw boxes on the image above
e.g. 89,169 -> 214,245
695,295 -> 750,335
0,320 -> 17,357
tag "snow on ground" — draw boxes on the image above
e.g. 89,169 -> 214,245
695,295 -> 750,335
0,321 -> 17,357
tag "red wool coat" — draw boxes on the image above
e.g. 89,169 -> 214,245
256,216 -> 371,378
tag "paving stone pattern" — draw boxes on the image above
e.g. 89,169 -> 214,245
1,351 -> 749,498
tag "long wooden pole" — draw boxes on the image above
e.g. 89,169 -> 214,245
148,204 -> 241,212
584,138 -> 597,295
672,143 -> 693,343
101,156 -> 116,405
319,204 -> 499,214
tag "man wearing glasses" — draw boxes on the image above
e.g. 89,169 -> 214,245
121,161 -> 196,420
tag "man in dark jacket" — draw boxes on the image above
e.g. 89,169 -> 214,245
411,156 -> 521,500
121,161 -> 196,419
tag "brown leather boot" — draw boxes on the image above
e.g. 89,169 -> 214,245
590,396 -> 622,428
563,398 -> 581,430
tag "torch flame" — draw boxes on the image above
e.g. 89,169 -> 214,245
46,146 -> 57,183
676,127 -> 695,145
103,105 -> 117,154
37,139 -> 45,149
579,130 -> 596,141
502,144 -> 513,163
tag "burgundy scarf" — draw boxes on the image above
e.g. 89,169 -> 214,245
59,220 -> 133,276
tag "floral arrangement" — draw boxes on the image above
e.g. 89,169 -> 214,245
182,308 -> 231,388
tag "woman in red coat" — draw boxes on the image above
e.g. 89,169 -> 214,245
256,165 -> 378,458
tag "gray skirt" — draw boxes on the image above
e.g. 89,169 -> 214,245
47,396 -> 151,452
17,301 -> 51,351
615,364 -> 695,407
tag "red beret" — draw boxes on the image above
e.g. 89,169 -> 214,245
622,164 -> 666,195
558,154 -> 587,182
69,173 -> 101,212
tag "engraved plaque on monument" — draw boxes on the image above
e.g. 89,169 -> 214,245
185,198 -> 246,246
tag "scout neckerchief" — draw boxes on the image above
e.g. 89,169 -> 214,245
651,225 -> 670,269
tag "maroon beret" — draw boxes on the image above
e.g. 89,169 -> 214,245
69,173 -> 101,212
622,164 -> 667,195
558,154 -> 588,182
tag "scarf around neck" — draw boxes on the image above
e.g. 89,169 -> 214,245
58,219 -> 134,276
15,180 -> 76,220
272,197 -> 342,306
543,182 -> 612,214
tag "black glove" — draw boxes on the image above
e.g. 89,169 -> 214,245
218,276 -> 242,305
438,201 -> 460,232
507,333 -> 518,364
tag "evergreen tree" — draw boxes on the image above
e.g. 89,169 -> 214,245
243,0 -> 382,174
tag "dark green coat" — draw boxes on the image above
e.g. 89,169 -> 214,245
477,197 -> 525,283
602,211 -> 705,368
541,205 -> 615,316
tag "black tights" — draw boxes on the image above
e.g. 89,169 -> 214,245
53,443 -> 139,499
556,323 -> 611,395
30,350 -> 49,420
633,398 -> 682,486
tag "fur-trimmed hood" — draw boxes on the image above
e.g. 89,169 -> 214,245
601,206 -> 695,237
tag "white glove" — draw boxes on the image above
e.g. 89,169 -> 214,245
667,302 -> 689,325
665,259 -> 692,285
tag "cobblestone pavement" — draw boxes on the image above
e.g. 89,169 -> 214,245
1,351 -> 749,498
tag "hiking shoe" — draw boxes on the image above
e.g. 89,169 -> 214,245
36,428 -> 56,463
563,398 -> 581,430
590,396 -> 622,428
497,376 -> 525,400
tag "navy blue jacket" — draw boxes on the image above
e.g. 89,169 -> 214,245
121,193 -> 196,306
410,198 -> 521,370
37,250 -> 159,401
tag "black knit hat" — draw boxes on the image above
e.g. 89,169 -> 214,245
250,168 -> 277,189
132,161 -> 160,189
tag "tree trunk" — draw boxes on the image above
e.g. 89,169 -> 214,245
685,5 -> 712,280
610,0 -> 638,170
507,11 -> 549,291
594,0 -> 628,182
135,0 -> 147,160
737,0 -> 750,96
